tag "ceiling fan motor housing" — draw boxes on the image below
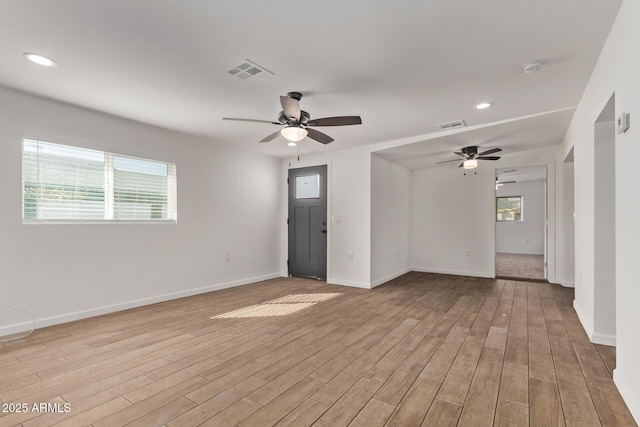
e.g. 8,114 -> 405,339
461,146 -> 478,157
277,110 -> 310,125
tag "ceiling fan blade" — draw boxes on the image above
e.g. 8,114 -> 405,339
306,128 -> 334,144
458,162 -> 465,168
454,151 -> 466,157
478,147 -> 502,156
280,96 -> 301,121
477,156 -> 501,161
223,117 -> 280,124
497,180 -> 516,184
307,116 -> 362,127
259,130 -> 282,143
436,159 -> 463,164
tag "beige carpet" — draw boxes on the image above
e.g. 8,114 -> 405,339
496,252 -> 545,280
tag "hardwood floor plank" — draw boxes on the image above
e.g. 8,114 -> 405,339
274,397 -> 329,426
421,399 -> 461,427
348,398 -> 394,427
494,400 -> 529,427
92,376 -> 208,427
57,397 -> 132,427
23,375 -> 153,427
238,376 -> 324,426
457,347 -> 504,426
186,359 -> 271,404
385,376 -> 440,427
123,396 -> 196,426
312,377 -> 383,427
373,336 -> 440,406
198,397 -> 262,427
61,358 -> 167,403
529,377 -> 565,426
585,376 -> 638,427
168,375 -> 266,427
311,360 -> 373,406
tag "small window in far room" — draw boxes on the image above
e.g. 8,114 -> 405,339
22,138 -> 177,223
496,196 -> 522,222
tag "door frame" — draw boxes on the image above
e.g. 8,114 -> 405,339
283,160 -> 332,281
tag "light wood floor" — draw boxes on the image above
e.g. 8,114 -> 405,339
0,273 -> 635,426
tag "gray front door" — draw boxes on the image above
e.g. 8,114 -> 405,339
288,165 -> 327,279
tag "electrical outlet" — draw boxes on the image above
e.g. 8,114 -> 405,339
465,249 -> 471,257
395,250 -> 399,258
348,252 -> 354,262
224,253 -> 231,262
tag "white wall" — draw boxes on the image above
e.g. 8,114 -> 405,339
0,87 -> 282,336
371,154 -> 410,287
280,146 -> 372,288
496,179 -> 545,255
410,163 -> 495,278
560,0 -> 640,420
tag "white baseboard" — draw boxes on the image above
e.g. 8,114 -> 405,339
411,267 -> 494,279
0,273 -> 281,338
572,300 -> 616,345
614,369 -> 640,424
496,251 -> 545,256
370,268 -> 411,289
556,279 -> 575,288
573,299 -> 594,338
327,278 -> 371,289
590,332 -> 616,346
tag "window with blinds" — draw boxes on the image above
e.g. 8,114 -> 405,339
22,138 -> 177,222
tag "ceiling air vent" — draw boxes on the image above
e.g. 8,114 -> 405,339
228,59 -> 275,80
438,120 -> 466,130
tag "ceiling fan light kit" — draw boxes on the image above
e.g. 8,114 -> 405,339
223,91 -> 362,145
281,126 -> 307,142
463,159 -> 478,169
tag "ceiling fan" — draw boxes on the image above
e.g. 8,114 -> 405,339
223,92 -> 362,145
437,146 -> 502,169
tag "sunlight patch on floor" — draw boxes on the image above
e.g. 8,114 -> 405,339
210,293 -> 342,319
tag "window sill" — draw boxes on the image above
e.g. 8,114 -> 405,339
23,219 -> 177,225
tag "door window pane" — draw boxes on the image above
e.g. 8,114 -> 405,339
296,174 -> 320,199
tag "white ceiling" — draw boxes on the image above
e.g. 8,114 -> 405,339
0,1 -> 623,161
375,107 -> 575,170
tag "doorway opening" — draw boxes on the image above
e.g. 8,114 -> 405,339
495,166 -> 547,281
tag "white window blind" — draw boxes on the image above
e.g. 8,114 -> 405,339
22,138 -> 177,222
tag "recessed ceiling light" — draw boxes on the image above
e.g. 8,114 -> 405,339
24,52 -> 57,67
475,102 -> 493,110
523,60 -> 544,73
